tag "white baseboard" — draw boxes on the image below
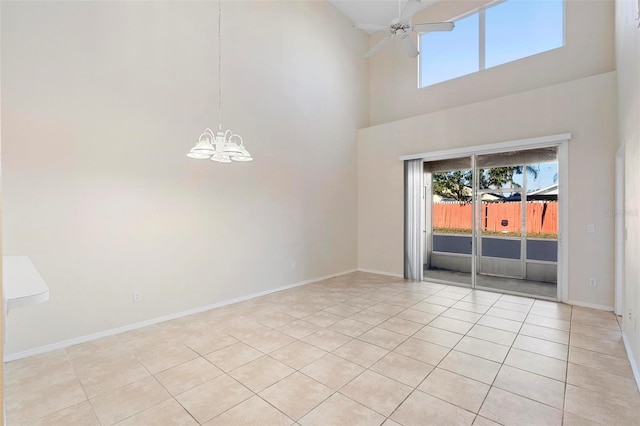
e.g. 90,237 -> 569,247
565,300 -> 614,311
357,268 -> 404,278
622,331 -> 640,392
4,268 -> 358,362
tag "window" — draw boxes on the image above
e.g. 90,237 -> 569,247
420,13 -> 479,87
419,0 -> 564,88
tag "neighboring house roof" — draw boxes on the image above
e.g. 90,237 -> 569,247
433,186 -> 504,203
529,183 -> 558,196
502,183 -> 558,201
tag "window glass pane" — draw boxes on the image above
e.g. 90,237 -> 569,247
481,201 -> 522,237
526,161 -> 558,194
476,148 -> 557,194
432,169 -> 473,205
486,0 -> 564,68
476,167 -> 523,195
525,160 -> 558,239
420,12 -> 479,87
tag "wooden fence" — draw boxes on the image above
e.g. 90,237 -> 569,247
433,202 -> 558,235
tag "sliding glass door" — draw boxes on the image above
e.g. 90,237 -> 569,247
474,148 -> 558,298
423,147 -> 559,299
424,157 -> 474,287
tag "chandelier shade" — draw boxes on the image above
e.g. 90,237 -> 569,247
187,134 -> 216,159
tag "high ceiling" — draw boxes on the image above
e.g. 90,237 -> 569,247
329,0 -> 440,34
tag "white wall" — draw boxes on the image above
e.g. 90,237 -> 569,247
1,1 -> 368,355
368,0 -> 615,125
616,0 -> 640,380
358,72 -> 618,308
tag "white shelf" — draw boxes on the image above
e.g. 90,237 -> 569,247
3,256 -> 50,313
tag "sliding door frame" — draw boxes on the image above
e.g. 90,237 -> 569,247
403,133 -> 570,302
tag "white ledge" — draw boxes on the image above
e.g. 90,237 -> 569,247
3,256 -> 50,313
399,133 -> 572,161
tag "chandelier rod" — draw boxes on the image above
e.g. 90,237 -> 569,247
217,1 -> 223,132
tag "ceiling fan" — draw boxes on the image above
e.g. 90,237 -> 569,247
357,0 -> 454,58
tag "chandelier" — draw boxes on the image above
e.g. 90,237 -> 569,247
187,2 -> 252,163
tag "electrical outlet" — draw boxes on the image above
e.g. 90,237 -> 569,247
628,307 -> 633,321
133,291 -> 142,302
587,224 -> 595,233
588,278 -> 597,287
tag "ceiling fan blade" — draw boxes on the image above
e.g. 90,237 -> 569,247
399,0 -> 423,22
355,23 -> 389,32
400,33 -> 420,57
363,35 -> 393,58
412,22 -> 455,33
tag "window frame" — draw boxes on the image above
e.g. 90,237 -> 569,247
418,0 -> 566,88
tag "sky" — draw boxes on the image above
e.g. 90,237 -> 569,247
514,161 -> 558,192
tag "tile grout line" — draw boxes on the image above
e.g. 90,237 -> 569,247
478,296 -> 571,422
386,285 -> 501,423
457,288 -> 519,424
561,304 -> 575,425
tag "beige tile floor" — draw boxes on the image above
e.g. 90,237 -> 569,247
5,271 -> 640,425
